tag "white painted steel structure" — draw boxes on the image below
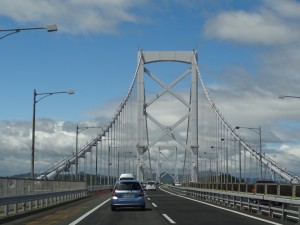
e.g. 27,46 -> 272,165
136,51 -> 199,182
36,50 -> 300,185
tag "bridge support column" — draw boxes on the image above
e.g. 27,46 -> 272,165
156,147 -> 161,183
136,145 -> 145,181
136,50 -> 146,181
191,146 -> 198,182
190,54 -> 199,182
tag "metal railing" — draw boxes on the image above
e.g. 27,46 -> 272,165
0,177 -> 87,218
184,182 -> 300,200
169,182 -> 300,223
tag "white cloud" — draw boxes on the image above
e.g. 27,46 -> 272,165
0,119 -> 108,176
266,0 -> 300,19
258,46 -> 300,94
0,0 -> 147,34
200,1 -> 300,175
203,0 -> 300,45
1,84 -> 300,178
0,0 -> 300,180
280,144 -> 289,150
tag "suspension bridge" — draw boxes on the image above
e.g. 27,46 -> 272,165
37,50 -> 300,185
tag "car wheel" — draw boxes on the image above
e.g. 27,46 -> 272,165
111,206 -> 116,211
141,205 -> 145,210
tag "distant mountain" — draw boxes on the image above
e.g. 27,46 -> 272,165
11,173 -> 31,179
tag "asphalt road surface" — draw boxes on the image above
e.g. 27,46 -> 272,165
1,187 -> 288,225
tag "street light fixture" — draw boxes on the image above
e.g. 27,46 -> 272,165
75,125 -> 102,181
221,138 -> 241,184
235,125 -> 262,180
210,146 -> 220,184
0,24 -> 57,39
31,89 -> 74,179
203,151 -> 214,183
279,95 -> 300,99
117,151 -> 132,174
220,138 -> 230,185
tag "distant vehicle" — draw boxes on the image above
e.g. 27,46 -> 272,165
174,182 -> 182,187
140,181 -> 147,190
119,173 -> 135,180
111,180 -> 145,211
145,181 -> 156,191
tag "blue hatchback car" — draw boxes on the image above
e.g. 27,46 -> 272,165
111,180 -> 146,211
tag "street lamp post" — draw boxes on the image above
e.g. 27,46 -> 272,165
119,151 -> 132,174
210,146 -> 219,184
203,151 -> 213,183
235,126 -> 262,180
0,24 -> 57,39
220,138 -> 229,185
31,89 -> 74,179
238,140 -> 242,184
75,126 -> 102,181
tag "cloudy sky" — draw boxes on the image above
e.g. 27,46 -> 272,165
0,0 -> 300,177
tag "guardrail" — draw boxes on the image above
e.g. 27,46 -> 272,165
183,182 -> 300,199
169,182 -> 300,223
0,177 -> 87,218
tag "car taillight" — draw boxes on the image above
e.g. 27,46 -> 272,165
140,190 -> 144,196
111,190 -> 117,197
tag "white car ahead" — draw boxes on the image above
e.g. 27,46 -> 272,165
146,181 -> 156,191
119,173 -> 134,180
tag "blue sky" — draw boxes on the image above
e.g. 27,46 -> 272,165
1,0 -> 300,176
0,0 -> 261,122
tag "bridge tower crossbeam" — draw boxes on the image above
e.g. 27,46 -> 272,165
136,50 -> 199,182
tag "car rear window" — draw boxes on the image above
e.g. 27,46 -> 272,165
115,182 -> 141,190
147,181 -> 155,185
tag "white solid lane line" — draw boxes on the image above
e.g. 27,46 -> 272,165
69,198 -> 110,225
163,214 -> 176,224
160,187 -> 282,225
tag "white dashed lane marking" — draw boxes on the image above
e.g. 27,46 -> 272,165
152,203 -> 157,207
162,214 -> 176,224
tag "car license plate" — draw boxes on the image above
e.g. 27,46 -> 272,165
124,194 -> 134,198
